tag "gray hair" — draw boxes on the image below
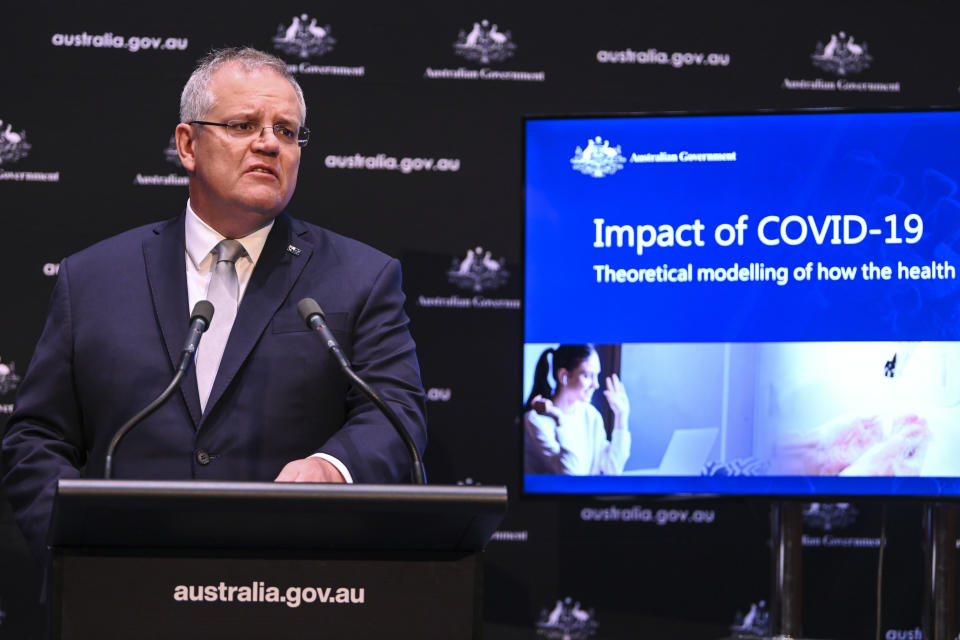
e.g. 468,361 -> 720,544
179,47 -> 306,125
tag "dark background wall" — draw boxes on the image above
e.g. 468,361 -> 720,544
1,1 -> 957,637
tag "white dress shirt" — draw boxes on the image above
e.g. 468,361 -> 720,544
183,201 -> 353,482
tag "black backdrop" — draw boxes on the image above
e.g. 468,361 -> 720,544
1,1 -> 957,637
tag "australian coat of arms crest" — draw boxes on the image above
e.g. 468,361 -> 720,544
571,137 -> 626,178
454,20 -> 516,64
535,597 -> 599,640
811,31 -> 872,76
730,600 -> 771,637
273,14 -> 336,59
0,119 -> 31,166
164,135 -> 182,168
0,357 -> 21,395
803,502 -> 858,531
447,246 -> 509,292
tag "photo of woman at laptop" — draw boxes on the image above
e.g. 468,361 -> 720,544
523,344 -> 631,475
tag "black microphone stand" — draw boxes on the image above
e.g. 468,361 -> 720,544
104,301 -> 213,478
104,371 -> 188,479
298,297 -> 426,484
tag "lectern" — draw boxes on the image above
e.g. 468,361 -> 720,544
48,479 -> 507,640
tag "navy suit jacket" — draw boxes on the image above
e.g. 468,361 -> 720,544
1,212 -> 427,553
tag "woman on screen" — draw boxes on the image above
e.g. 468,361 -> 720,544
524,344 -> 631,475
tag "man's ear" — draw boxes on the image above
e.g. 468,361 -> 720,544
175,123 -> 197,174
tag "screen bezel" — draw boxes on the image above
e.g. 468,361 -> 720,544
520,106 -> 960,501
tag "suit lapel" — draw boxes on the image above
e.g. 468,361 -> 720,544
200,214 -> 314,424
142,213 -> 203,429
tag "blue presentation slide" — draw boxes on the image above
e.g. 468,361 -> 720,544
523,111 -> 960,496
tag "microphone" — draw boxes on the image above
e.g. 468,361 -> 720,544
177,300 -> 214,372
297,298 -> 427,484
105,301 -> 215,478
297,298 -> 350,371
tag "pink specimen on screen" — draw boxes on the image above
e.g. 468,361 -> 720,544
778,414 -> 883,475
776,413 -> 930,476
840,414 -> 930,476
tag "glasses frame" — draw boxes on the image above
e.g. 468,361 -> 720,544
189,120 -> 310,148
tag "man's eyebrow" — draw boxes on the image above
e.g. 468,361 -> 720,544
231,113 -> 300,125
273,114 -> 301,125
222,111 -> 257,121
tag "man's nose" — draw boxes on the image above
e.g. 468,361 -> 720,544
252,126 -> 282,151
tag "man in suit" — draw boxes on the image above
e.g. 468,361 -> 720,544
1,47 -> 427,555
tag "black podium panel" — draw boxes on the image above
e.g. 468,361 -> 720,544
50,480 -> 506,551
54,550 -> 479,640
49,480 -> 507,639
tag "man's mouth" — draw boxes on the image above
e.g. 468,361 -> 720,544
247,165 -> 277,177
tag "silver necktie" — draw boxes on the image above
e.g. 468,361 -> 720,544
197,239 -> 245,412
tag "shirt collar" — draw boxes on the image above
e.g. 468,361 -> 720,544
184,199 -> 274,269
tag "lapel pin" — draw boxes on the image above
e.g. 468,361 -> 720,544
286,244 -> 302,256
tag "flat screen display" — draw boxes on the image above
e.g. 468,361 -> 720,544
523,109 -> 960,496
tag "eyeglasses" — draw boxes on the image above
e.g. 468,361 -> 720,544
189,120 -> 310,148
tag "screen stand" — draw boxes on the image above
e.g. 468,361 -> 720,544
769,501 -> 803,639
727,501 -> 821,640
922,503 -> 957,640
